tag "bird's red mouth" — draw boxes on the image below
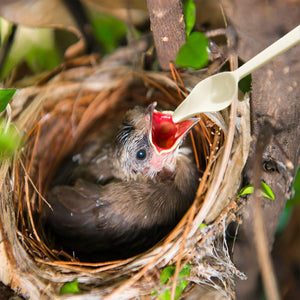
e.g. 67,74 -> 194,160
151,110 -> 198,153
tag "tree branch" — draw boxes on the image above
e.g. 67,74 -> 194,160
146,0 -> 186,70
221,0 -> 300,298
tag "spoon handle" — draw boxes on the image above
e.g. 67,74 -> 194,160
234,25 -> 300,80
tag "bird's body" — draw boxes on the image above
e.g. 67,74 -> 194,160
45,103 -> 199,261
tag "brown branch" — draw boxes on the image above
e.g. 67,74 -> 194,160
146,0 -> 186,70
221,0 -> 299,298
252,122 -> 280,300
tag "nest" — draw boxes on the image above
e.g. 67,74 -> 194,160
0,39 -> 250,299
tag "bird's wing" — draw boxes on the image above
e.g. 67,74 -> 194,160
45,178 -> 182,259
69,145 -> 115,184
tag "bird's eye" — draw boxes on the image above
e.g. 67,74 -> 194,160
136,149 -> 147,160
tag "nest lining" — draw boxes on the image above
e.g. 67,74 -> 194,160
0,48 -> 250,299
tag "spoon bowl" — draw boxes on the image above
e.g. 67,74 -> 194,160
173,72 -> 237,122
172,25 -> 300,123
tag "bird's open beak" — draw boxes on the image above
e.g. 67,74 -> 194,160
146,102 -> 199,154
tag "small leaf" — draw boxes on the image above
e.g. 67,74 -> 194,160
183,0 -> 196,37
179,262 -> 191,279
0,121 -> 22,158
237,184 -> 254,199
159,263 -> 191,300
0,89 -> 16,113
88,11 -> 127,55
159,288 -> 171,300
175,279 -> 188,299
0,26 -> 61,79
60,279 -> 80,295
160,266 -> 175,285
237,182 -> 275,200
158,281 -> 189,300
261,181 -> 275,200
199,223 -> 207,229
175,31 -> 209,69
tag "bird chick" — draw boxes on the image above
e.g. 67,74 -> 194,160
44,102 -> 199,261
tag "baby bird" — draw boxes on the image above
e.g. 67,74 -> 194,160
45,102 -> 199,261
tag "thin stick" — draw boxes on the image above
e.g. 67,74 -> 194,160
169,64 -> 204,171
132,71 -> 178,105
24,175 -> 42,243
169,63 -> 183,101
252,121 -> 280,300
19,158 -> 52,209
169,62 -> 188,96
253,195 -> 280,300
170,202 -> 196,300
190,130 -> 200,170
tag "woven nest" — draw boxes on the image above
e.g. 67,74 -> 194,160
0,39 -> 250,299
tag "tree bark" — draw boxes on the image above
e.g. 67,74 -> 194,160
221,0 -> 300,298
146,0 -> 186,70
148,0 -> 299,297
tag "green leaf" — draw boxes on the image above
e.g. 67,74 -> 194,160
175,31 -> 209,69
237,184 -> 254,199
158,281 -> 189,300
88,11 -> 127,55
159,263 -> 191,299
175,279 -> 188,299
0,89 -> 15,113
261,181 -> 275,200
237,182 -> 275,200
0,25 -> 61,79
160,266 -> 175,285
183,0 -> 196,37
60,279 -> 80,295
199,223 -> 207,229
179,262 -> 191,279
159,288 -> 171,300
160,263 -> 191,285
0,121 -> 22,159
26,45 -> 60,74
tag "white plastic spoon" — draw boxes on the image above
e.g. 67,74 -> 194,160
172,25 -> 300,122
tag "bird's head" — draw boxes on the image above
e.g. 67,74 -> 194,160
114,102 -> 199,181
